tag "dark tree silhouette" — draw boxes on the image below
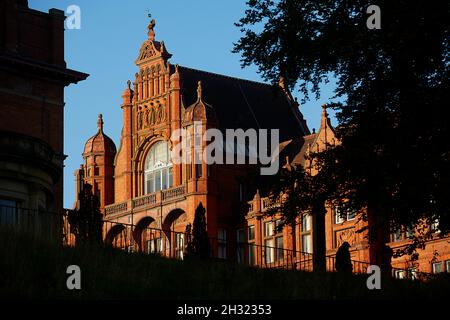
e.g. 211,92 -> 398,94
68,183 -> 103,246
335,242 -> 353,274
235,0 -> 450,269
187,202 -> 211,259
184,223 -> 194,257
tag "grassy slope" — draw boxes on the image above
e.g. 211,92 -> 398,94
0,228 -> 449,300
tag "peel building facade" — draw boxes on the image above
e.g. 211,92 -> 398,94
73,20 -> 309,256
72,19 -> 450,276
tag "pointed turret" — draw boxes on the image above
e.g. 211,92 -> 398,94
80,115 -> 117,210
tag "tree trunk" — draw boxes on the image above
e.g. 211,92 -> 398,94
312,200 -> 326,272
368,205 -> 393,275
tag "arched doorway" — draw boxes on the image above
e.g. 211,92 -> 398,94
133,216 -> 164,254
162,209 -> 187,259
104,223 -> 132,251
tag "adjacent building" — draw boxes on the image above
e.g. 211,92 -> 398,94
0,0 -> 88,235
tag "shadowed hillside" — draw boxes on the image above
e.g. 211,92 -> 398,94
0,227 -> 449,300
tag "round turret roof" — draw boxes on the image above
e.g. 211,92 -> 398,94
83,114 -> 117,155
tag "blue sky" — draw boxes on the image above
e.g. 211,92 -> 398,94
29,0 -> 338,208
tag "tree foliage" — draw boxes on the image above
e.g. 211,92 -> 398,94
68,183 -> 103,246
186,202 -> 211,259
235,0 -> 450,255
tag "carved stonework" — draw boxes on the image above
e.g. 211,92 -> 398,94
335,228 -> 356,248
137,42 -> 156,62
137,99 -> 167,131
157,104 -> 165,123
149,108 -> 155,125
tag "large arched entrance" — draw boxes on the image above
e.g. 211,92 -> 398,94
104,223 -> 133,251
162,209 -> 187,259
133,216 -> 165,254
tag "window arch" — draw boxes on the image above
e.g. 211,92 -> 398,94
144,141 -> 173,194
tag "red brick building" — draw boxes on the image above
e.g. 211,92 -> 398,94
0,0 -> 87,230
73,19 -> 308,255
73,19 -> 449,276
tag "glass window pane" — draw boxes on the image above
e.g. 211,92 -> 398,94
408,268 -> 417,280
347,209 -> 356,220
0,199 -> 17,225
392,225 -> 402,242
433,262 -> 442,273
218,229 -> 227,259
196,163 -> 202,178
144,141 -> 173,193
265,239 -> 274,263
162,168 -> 168,190
155,171 -> 162,192
168,167 -> 173,188
335,206 -> 345,224
302,214 -> 311,231
302,234 -> 312,253
176,233 -> 184,259
264,221 -> 273,237
147,172 -> 155,193
406,223 -> 414,238
275,219 -> 283,234
248,226 -> 255,241
276,237 -> 284,261
156,238 -> 162,253
218,229 -> 227,241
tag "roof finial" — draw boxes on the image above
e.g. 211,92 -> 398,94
321,104 -> 329,128
322,103 -> 328,116
197,81 -> 202,101
148,18 -> 156,41
279,63 -> 287,89
279,75 -> 286,89
127,80 -> 131,90
97,113 -> 104,132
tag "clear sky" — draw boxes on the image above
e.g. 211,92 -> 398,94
29,0 -> 338,208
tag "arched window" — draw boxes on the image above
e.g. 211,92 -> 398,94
144,141 -> 173,194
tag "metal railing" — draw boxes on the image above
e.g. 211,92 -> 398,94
101,219 -> 314,269
1,205 -> 435,278
325,255 -> 372,274
0,205 -> 62,242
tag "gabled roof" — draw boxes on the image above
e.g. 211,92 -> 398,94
177,66 -> 309,142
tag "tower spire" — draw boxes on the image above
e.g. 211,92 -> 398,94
320,104 -> 329,129
97,113 -> 104,132
197,81 -> 203,101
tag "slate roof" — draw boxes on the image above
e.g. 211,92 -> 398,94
177,66 -> 309,142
